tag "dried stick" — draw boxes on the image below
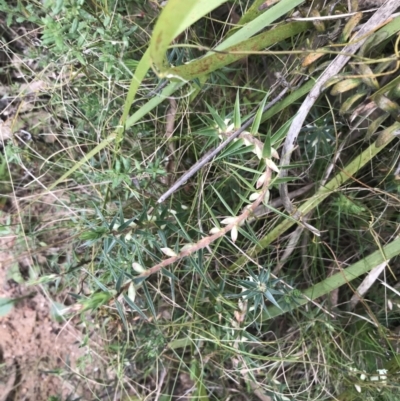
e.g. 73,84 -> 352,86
278,0 -> 398,220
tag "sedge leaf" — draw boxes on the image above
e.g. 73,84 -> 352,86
234,90 -> 241,129
251,94 -> 268,135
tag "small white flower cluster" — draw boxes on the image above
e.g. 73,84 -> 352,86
240,131 -> 280,173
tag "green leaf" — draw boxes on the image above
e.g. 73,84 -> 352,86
126,81 -> 184,129
142,283 -> 157,318
250,94 -> 268,135
119,48 -> 151,137
263,237 -> 400,320
233,90 -> 241,129
116,272 -> 125,293
213,0 -> 305,52
170,22 -> 311,81
219,144 -> 254,160
238,0 -> 270,25
270,116 -> 296,146
210,185 -> 235,215
50,301 -> 68,322
123,294 -> 148,320
262,79 -> 315,122
262,129 -> 272,159
216,139 -> 248,160
115,300 -> 128,331
160,268 -> 179,281
224,161 -> 262,175
264,290 -> 282,310
205,103 -> 227,132
149,0 -> 227,75
82,292 -> 112,311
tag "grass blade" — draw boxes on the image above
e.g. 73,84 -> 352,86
150,0 -> 227,75
263,237 -> 400,320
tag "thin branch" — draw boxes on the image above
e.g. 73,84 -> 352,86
141,169 -> 272,278
109,169 -> 273,298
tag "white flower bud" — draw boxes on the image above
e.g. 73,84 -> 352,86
161,247 -> 177,257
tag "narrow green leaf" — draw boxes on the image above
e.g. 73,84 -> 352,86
123,294 -> 148,320
116,272 -> 125,293
119,48 -> 151,138
216,139 -> 247,160
142,283 -> 157,318
218,144 -> 254,160
264,290 -> 282,310
47,133 -> 116,191
270,116 -> 296,146
205,103 -> 227,131
83,268 -> 110,292
210,184 -> 235,215
238,0 -> 270,25
263,237 -> 400,320
237,225 -> 260,244
213,0 -> 305,52
115,300 -> 128,331
271,177 -> 298,185
224,161 -> 262,174
250,94 -> 268,135
126,81 -> 184,129
262,79 -> 315,122
150,0 -> 227,75
234,90 -> 241,129
262,128 -> 272,159
50,302 -> 68,322
161,268 -> 179,281
170,22 -> 310,81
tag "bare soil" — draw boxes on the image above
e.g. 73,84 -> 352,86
0,211 -> 104,401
